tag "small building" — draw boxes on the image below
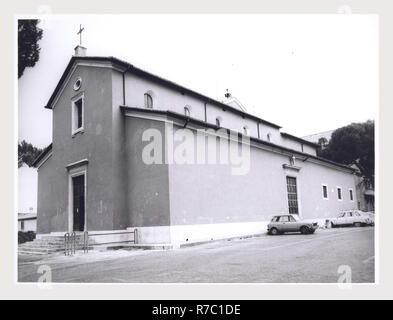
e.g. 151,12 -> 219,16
352,164 -> 375,212
18,163 -> 38,232
303,131 -> 374,212
18,163 -> 37,213
18,211 -> 37,232
32,46 -> 359,245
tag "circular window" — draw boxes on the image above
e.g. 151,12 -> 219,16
73,77 -> 82,91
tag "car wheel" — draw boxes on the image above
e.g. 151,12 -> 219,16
354,222 -> 361,227
300,226 -> 309,234
270,228 -> 279,235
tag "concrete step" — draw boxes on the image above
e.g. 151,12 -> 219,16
18,235 -> 90,255
18,246 -> 63,253
19,242 -> 67,248
18,250 -> 49,256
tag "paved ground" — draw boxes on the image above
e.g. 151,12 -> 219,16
18,226 -> 375,283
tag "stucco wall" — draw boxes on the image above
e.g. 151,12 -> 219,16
166,124 -> 357,232
124,116 -> 171,228
123,71 -> 316,158
18,219 -> 37,232
37,65 -> 115,233
295,159 -> 358,220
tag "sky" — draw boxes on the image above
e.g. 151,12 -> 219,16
18,14 -> 378,148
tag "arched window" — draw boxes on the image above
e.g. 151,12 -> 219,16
215,117 -> 221,127
267,133 -> 271,142
144,93 -> 153,108
184,106 -> 191,117
243,126 -> 249,136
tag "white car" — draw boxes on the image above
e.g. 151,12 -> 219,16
360,211 -> 375,226
330,210 -> 373,228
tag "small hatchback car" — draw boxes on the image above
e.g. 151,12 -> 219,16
267,214 -> 318,235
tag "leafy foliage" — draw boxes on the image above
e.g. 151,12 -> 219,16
18,140 -> 43,167
18,19 -> 43,78
318,120 -> 374,184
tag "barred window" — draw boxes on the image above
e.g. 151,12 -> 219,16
286,176 -> 299,214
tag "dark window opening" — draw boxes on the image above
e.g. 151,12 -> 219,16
323,185 -> 328,199
349,189 -> 353,201
337,187 -> 342,200
144,93 -> 153,108
75,98 -> 83,129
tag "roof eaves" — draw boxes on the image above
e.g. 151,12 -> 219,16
32,143 -> 53,168
120,106 -> 355,173
281,132 -> 320,148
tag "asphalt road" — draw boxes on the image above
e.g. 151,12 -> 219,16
18,226 -> 375,283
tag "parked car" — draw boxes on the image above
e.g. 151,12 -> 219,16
267,214 -> 319,235
361,212 -> 375,226
329,210 -> 373,228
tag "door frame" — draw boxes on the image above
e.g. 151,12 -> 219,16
67,163 -> 87,233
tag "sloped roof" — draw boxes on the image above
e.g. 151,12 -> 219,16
32,143 -> 52,168
222,96 -> 247,112
302,130 -> 334,143
44,56 -> 281,129
18,212 -> 37,220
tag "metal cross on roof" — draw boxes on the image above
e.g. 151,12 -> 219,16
77,24 -> 84,46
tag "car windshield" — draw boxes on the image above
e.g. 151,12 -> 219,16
291,214 -> 299,221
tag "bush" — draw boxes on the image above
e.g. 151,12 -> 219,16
18,231 -> 36,244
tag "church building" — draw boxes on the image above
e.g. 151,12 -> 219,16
32,45 -> 358,246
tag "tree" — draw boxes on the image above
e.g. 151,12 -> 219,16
18,140 -> 42,167
318,120 -> 374,184
317,137 -> 328,150
18,20 -> 43,78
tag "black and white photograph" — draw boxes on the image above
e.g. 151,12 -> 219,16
17,13 -> 376,284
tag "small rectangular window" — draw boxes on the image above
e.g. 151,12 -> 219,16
337,187 -> 342,200
72,94 -> 84,135
322,185 -> 328,199
349,189 -> 354,201
75,99 -> 83,128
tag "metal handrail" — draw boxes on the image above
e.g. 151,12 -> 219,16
64,232 -> 77,255
71,231 -> 76,254
83,231 -> 89,253
64,233 -> 69,256
65,229 -> 138,255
